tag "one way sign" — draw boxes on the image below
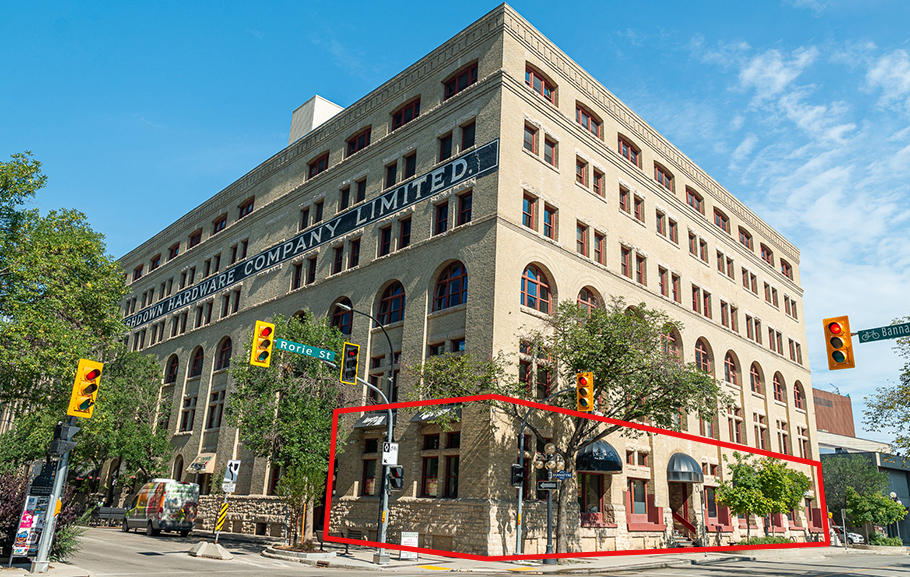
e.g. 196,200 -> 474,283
222,459 -> 241,493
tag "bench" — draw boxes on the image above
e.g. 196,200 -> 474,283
315,528 -> 368,555
90,507 -> 126,527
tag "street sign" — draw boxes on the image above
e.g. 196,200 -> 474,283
215,502 -> 229,532
553,470 -> 572,481
222,459 -> 240,493
382,442 -> 399,466
857,322 -> 910,344
399,531 -> 419,560
536,480 -> 559,491
274,338 -> 337,362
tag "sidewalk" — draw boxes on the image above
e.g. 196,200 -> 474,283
0,562 -> 94,577
262,541 -> 907,573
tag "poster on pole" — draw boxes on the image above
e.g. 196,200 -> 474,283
399,531 -> 419,560
13,495 -> 49,557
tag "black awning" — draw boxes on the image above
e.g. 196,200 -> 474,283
409,405 -> 462,423
353,413 -> 389,429
575,440 -> 623,474
666,452 -> 704,483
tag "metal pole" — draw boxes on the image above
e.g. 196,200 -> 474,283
32,418 -> 75,573
544,466 -> 555,564
841,509 -> 848,549
514,388 -> 573,557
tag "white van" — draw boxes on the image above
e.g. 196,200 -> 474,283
122,479 -> 199,537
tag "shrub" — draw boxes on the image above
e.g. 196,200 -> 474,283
869,534 -> 903,547
739,536 -> 793,545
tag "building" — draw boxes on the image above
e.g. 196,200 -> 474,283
813,388 -> 856,438
117,4 -> 822,553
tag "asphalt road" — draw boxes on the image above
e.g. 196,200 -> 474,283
70,528 -> 910,577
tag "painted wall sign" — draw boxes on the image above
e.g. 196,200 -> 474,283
124,140 -> 500,330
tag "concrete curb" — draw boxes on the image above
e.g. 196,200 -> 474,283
262,549 -> 382,570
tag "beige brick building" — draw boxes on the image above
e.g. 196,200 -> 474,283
117,4 -> 824,553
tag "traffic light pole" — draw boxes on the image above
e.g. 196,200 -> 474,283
31,417 -> 76,574
515,387 -> 573,557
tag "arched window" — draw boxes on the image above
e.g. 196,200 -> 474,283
164,355 -> 179,384
189,347 -> 204,378
216,338 -> 232,371
521,265 -> 551,313
662,328 -> 682,362
577,287 -> 599,315
750,363 -> 763,395
434,262 -> 468,311
773,373 -> 786,403
694,339 -> 711,373
332,298 -> 353,335
794,382 -> 805,410
377,282 -> 405,325
724,353 -> 738,386
173,455 -> 184,481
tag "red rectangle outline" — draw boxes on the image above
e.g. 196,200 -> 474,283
324,393 -> 829,561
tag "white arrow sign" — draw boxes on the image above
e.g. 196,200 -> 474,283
222,459 -> 241,493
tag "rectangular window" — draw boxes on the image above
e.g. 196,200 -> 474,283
332,246 -> 344,274
399,218 -> 412,248
544,138 -> 557,166
635,254 -> 646,285
689,233 -> 698,257
672,274 -> 681,303
629,479 -> 648,515
593,170 -> 604,196
576,222 -> 588,256
523,125 -> 537,154
458,192 -> 472,226
434,203 -> 449,235
668,219 -> 678,243
180,396 -> 197,432
445,64 -> 478,99
346,128 -> 371,157
206,390 -> 226,429
522,195 -> 536,229
461,122 -> 475,150
421,457 -> 439,497
348,239 -> 361,268
576,159 -> 587,186
231,289 -> 240,314
721,302 -> 730,328
703,290 -> 712,319
699,239 -> 708,262
308,152 -> 329,178
619,187 -> 631,214
306,256 -> 317,285
659,267 -> 668,297
594,233 -> 605,265
356,179 -> 367,203
291,263 -> 303,290
300,208 -> 310,230
361,460 -> 377,496
379,226 -> 392,256
543,205 -> 556,239
404,153 -> 417,179
340,186 -> 350,210
730,306 -> 738,332
621,247 -> 632,279
633,196 -> 644,222
392,99 -> 420,130
445,455 -> 459,498
314,201 -> 323,223
439,133 -> 453,161
386,162 -> 397,188
656,211 -> 666,236
692,285 -> 702,314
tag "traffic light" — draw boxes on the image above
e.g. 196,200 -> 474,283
340,342 -> 360,384
510,464 -> 524,487
389,466 -> 404,490
67,359 -> 103,418
249,320 -> 276,367
49,423 -> 80,456
823,316 -> 855,370
576,372 -> 594,412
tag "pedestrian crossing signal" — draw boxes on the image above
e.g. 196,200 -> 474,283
67,359 -> 103,418
250,320 -> 276,367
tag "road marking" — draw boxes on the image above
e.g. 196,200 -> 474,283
417,565 -> 454,571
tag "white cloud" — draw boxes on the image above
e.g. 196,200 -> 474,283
730,134 -> 758,168
777,90 -> 856,141
866,49 -> 910,110
738,47 -> 819,102
784,0 -> 830,15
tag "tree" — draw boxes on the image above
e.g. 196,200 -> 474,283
226,311 -> 349,543
406,299 -> 727,553
846,487 -> 907,542
0,151 -> 128,407
864,317 -> 910,453
821,454 -> 890,518
714,452 -> 812,540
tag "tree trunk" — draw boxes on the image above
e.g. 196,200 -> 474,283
105,457 -> 121,506
303,498 -> 315,541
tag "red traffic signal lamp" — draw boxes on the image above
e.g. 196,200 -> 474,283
250,321 -> 276,367
823,316 -> 855,370
576,372 -> 594,412
67,359 -> 103,418
389,466 -> 404,491
340,342 -> 360,384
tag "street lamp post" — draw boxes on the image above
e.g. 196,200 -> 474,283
335,303 -> 396,565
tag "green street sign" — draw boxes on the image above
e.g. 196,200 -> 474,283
274,338 -> 337,362
857,322 -> 910,344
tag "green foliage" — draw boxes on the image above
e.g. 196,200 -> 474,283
276,467 -> 325,546
0,472 -> 83,561
846,487 -> 907,536
738,536 -> 793,545
226,312 -> 349,540
821,454 -> 890,517
869,533 -> 903,546
715,452 -> 813,538
0,151 -> 128,407
865,315 -> 910,453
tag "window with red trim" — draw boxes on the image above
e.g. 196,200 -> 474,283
543,205 -> 556,239
750,364 -> 763,395
392,99 -> 420,130
619,137 -> 640,167
377,282 -> 405,325
577,287 -> 599,315
346,128 -> 371,157
150,254 -> 161,271
308,152 -> 329,178
434,203 -> 448,235
794,383 -> 805,410
620,246 -> 631,278
523,125 -> 537,154
781,260 -> 793,279
695,339 -> 711,373
761,244 -> 774,266
521,265 -> 551,313
773,374 -> 785,402
434,262 -> 468,311
216,338 -> 232,371
525,66 -> 555,103
238,198 -> 254,219
655,164 -> 673,191
444,64 -> 478,100
332,298 -> 353,335
212,215 -> 227,235
577,105 -> 601,138
544,138 -> 557,166
457,192 -> 472,226
189,347 -> 204,378
714,208 -> 730,233
164,355 -> 179,384
739,227 -> 753,250
724,353 -> 737,386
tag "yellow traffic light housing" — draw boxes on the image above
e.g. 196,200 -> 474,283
576,372 -> 594,412
823,316 -> 855,370
67,359 -> 103,418
250,320 -> 276,367
340,342 -> 360,385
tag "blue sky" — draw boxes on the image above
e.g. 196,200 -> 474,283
3,1 -> 910,441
